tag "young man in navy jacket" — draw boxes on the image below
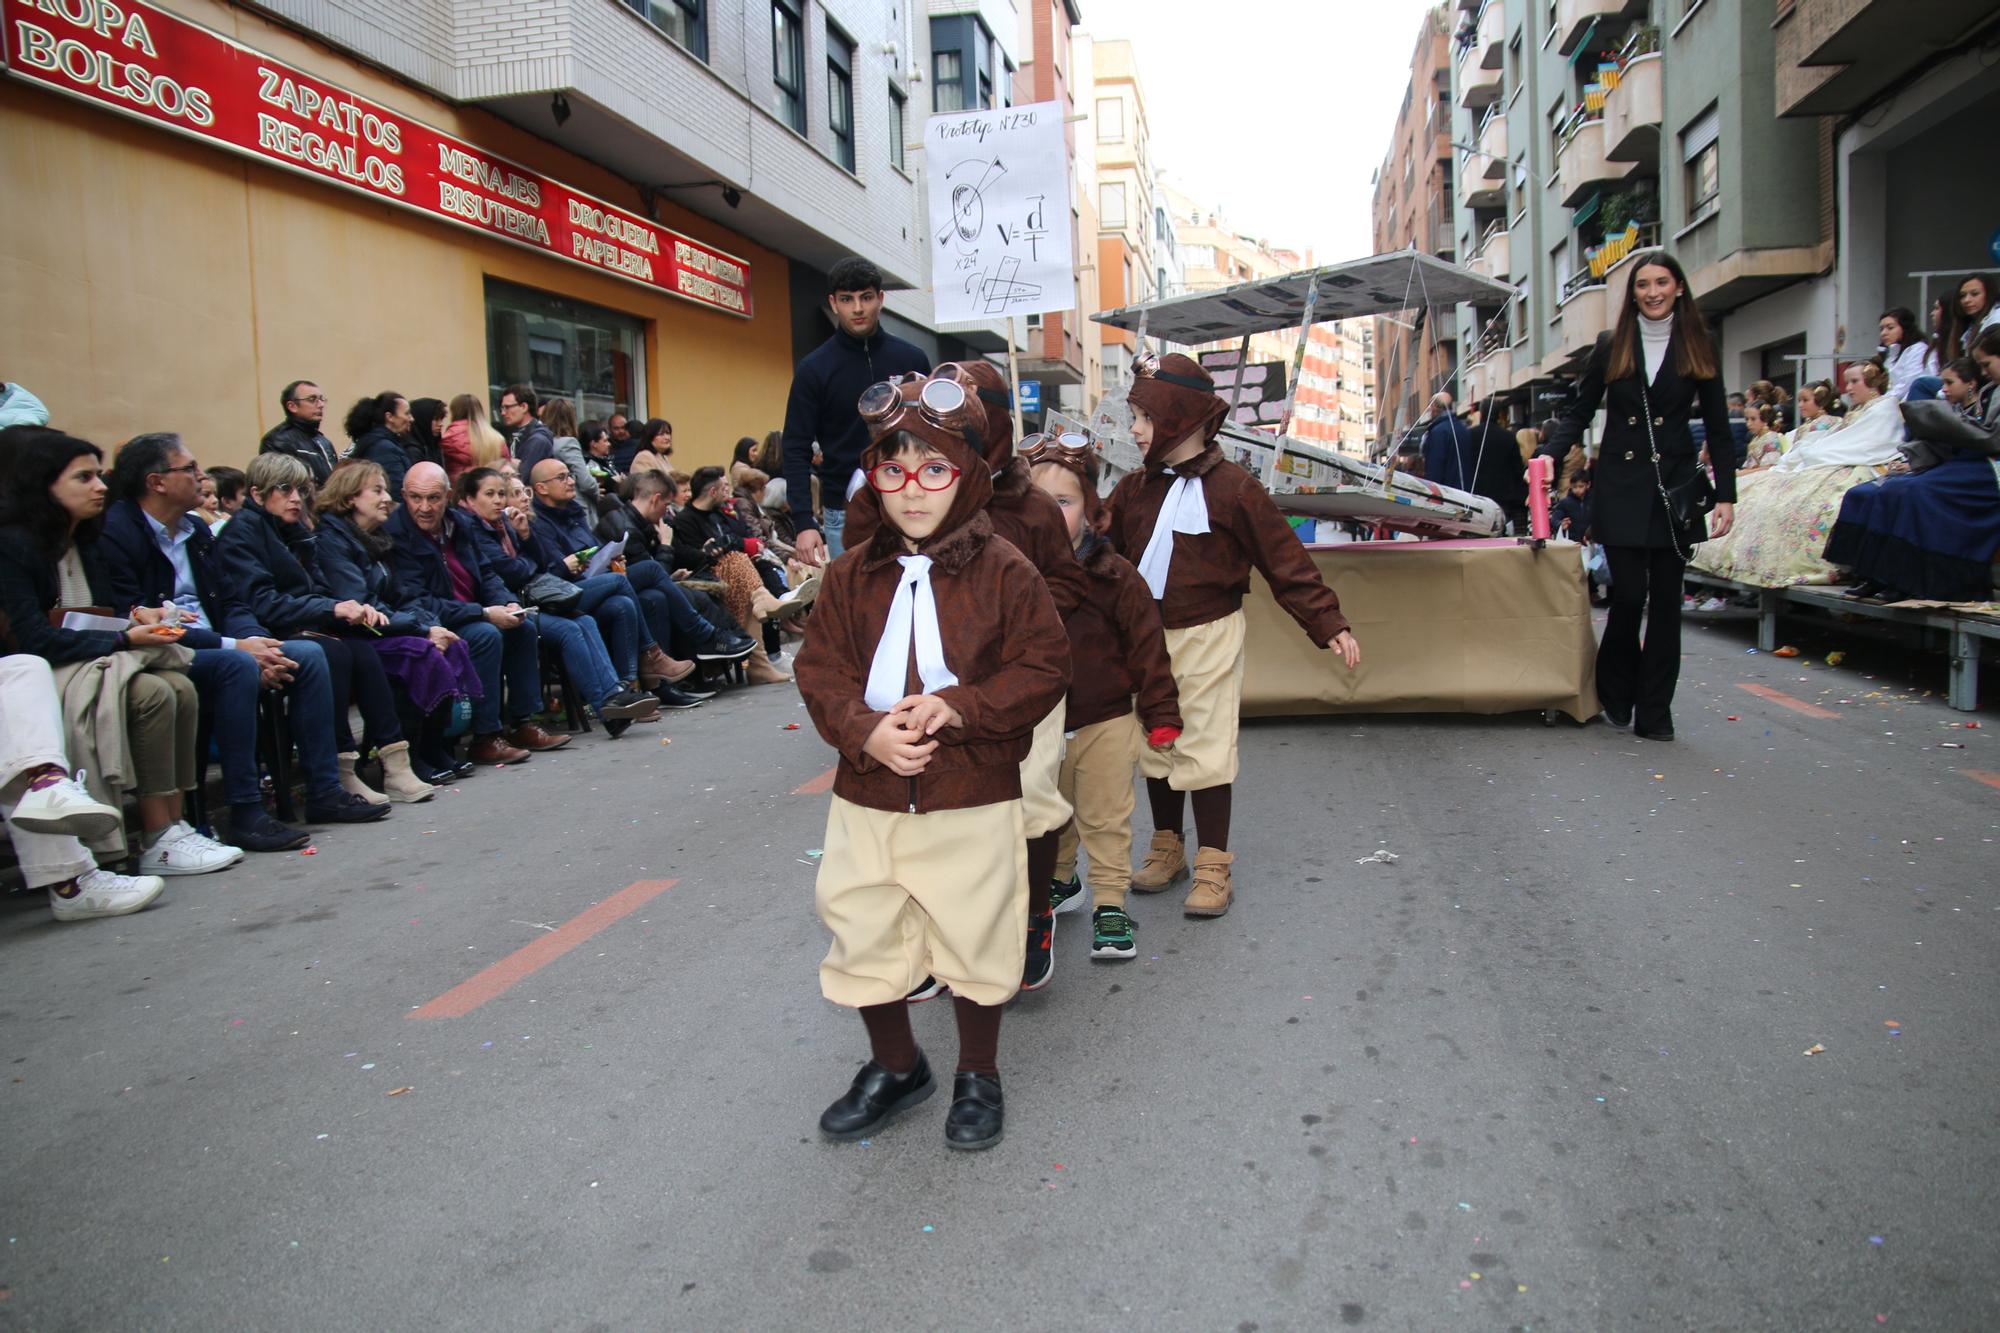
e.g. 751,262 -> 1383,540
780,257 -> 930,563
99,433 -> 386,850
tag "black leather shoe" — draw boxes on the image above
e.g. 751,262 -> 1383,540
819,1052 -> 935,1140
1599,702 -> 1633,731
1634,726 -> 1676,742
944,1071 -> 1004,1151
305,790 -> 391,823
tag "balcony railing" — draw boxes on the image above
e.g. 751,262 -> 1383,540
1558,220 -> 1659,303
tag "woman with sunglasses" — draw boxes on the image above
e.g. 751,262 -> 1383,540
841,361 -> 1091,992
1103,352 -> 1358,921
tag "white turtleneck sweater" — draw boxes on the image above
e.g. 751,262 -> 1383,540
1638,312 -> 1674,382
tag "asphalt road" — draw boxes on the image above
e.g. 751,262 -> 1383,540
3,610 -> 1996,1332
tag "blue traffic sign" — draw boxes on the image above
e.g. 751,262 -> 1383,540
1017,380 -> 1041,414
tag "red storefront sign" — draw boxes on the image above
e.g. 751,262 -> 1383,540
0,0 -> 754,317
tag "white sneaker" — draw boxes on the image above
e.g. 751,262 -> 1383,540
49,868 -> 165,921
9,770 -> 123,839
137,821 -> 245,876
1697,596 -> 1728,612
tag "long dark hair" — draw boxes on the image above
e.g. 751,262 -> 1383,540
1605,250 -> 1719,384
1929,296 -> 1966,369
1958,273 -> 1999,327
1879,306 -> 1921,352
0,425 -> 106,558
410,396 -> 447,443
343,391 -> 406,441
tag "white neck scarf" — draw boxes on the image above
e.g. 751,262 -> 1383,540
1136,469 -> 1210,599
864,555 -> 960,710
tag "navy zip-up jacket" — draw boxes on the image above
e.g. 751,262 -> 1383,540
212,500 -> 341,637
528,497 -> 604,581
459,507 -> 545,595
96,499 -> 266,648
349,427 -> 415,499
383,506 -> 510,631
0,526 -> 124,664
313,512 -> 430,634
779,323 -> 929,533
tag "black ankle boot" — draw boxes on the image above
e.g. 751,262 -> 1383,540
944,1071 -> 1004,1151
819,1051 -> 935,1140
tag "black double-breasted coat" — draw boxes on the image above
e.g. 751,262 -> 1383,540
1539,327 -> 1738,551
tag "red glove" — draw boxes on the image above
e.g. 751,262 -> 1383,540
743,537 -> 763,556
1147,725 -> 1181,750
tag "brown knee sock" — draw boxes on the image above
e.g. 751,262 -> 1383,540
1190,783 -> 1233,853
1147,777 -> 1184,838
859,1001 -> 918,1075
953,996 -> 1003,1077
1026,831 -> 1060,916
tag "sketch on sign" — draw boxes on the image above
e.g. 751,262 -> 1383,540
925,103 -> 1074,324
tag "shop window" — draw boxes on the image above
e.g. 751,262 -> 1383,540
827,26 -> 856,172
888,87 -> 907,171
933,50 -> 963,112
621,0 -> 706,62
484,278 -> 644,426
772,0 -> 806,133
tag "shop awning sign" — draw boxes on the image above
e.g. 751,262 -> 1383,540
0,0 -> 753,318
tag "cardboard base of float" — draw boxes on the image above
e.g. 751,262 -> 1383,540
1241,539 -> 1600,723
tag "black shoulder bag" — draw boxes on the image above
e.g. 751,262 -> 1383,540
1641,381 -> 1716,562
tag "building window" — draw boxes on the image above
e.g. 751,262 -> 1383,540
622,0 -> 707,60
771,0 -> 806,133
888,86 -> 907,171
485,278 -> 644,425
933,50 -> 963,112
1181,243 -> 1215,269
1681,104 -> 1721,222
827,27 -> 856,171
1100,181 -> 1126,228
1097,97 -> 1123,142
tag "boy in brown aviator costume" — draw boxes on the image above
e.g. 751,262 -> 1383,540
793,373 -> 1070,1151
1103,353 -> 1360,918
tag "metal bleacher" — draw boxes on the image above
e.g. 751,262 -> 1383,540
1683,570 -> 2000,711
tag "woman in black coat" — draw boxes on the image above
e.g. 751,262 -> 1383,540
343,391 -> 417,500
1538,250 -> 1737,741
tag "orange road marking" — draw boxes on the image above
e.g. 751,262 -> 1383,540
408,879 -> 676,1019
792,765 -> 837,795
1960,769 -> 2000,792
1736,683 -> 1839,719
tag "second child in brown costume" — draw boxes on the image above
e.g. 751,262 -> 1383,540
1025,434 -> 1182,960
842,359 -> 1088,993
794,373 -> 1070,1150
1102,353 -> 1360,918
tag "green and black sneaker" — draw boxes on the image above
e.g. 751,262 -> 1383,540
1090,905 -> 1137,960
1048,874 -> 1086,916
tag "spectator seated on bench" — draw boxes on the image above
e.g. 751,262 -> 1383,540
1693,364 -> 1904,589
1824,344 -> 2000,603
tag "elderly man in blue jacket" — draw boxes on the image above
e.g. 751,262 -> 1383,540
99,433 -> 388,851
387,463 -> 570,764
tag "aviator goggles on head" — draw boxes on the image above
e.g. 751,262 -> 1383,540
858,375 -> 985,444
931,361 -> 1013,412
1131,350 -> 1213,392
1018,431 -> 1096,469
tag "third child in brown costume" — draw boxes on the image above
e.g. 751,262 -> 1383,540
843,359 -> 1088,992
1102,353 -> 1360,917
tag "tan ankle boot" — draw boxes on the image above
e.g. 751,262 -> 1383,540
746,640 -> 792,685
1183,847 -> 1234,917
1130,830 -> 1187,893
750,588 -> 783,622
638,644 -> 694,687
376,741 -> 437,803
337,751 -> 389,806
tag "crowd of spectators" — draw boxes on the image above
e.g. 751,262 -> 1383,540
0,375 -> 813,925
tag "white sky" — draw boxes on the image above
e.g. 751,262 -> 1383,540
1075,0 -> 1442,262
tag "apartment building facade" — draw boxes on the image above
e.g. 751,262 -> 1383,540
1446,0 -> 1829,429
1080,36 -> 1173,393
1369,4 -> 1460,446
1294,321 -> 1377,457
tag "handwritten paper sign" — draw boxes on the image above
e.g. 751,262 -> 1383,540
924,102 -> 1074,324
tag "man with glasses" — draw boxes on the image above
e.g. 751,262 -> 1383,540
99,432 -> 388,852
259,379 -> 338,483
781,257 -> 930,564
498,383 -> 556,477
